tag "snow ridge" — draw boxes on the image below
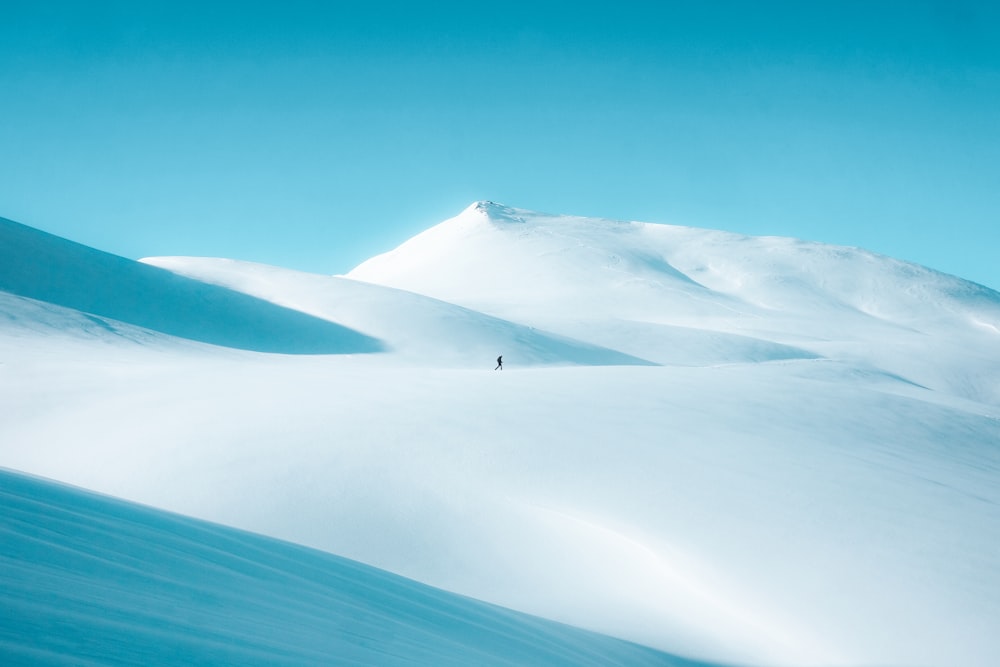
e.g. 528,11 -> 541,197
0,217 -> 383,354
471,200 -> 529,223
349,202 -> 1000,404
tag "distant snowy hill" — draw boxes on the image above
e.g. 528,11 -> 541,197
2,203 -> 999,667
140,256 -> 653,368
350,201 -> 1000,404
351,202 -> 1000,333
0,216 -> 382,354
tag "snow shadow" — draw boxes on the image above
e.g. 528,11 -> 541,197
0,468 -> 723,667
0,218 -> 384,354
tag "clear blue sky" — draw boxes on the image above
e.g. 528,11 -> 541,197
2,1 -> 998,288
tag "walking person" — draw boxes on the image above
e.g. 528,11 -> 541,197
495,355 -> 503,370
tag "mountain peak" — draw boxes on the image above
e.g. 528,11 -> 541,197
464,201 -> 529,224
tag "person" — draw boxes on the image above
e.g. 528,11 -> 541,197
495,355 -> 503,370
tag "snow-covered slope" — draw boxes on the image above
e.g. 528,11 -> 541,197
0,468 -> 693,667
4,346 -> 998,666
0,216 -> 382,354
140,257 -> 653,368
2,203 -> 1000,667
350,202 -> 1000,403
350,203 -> 1000,333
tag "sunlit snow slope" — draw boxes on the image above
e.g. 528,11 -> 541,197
0,216 -> 382,354
140,256 -> 653,367
3,203 -> 1000,667
0,468 -> 695,667
351,201 -> 1000,403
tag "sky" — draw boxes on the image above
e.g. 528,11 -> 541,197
1,1 -> 998,288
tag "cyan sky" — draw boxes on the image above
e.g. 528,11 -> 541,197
2,1 -> 998,288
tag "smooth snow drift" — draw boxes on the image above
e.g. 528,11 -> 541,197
0,468 -> 697,667
3,202 -> 1000,667
141,256 -> 654,368
0,217 -> 383,354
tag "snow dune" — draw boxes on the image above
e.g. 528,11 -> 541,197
2,202 -> 1000,666
0,217 -> 382,355
141,256 -> 654,368
0,468 -> 699,667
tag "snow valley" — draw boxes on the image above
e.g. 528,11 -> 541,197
2,202 -> 999,666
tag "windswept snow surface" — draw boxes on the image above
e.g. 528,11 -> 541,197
3,203 -> 1000,667
0,217 -> 383,354
0,468 -> 693,667
351,201 -> 1000,404
140,256 -> 654,368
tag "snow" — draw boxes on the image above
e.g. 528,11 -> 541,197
3,202 -> 1000,666
0,468 -> 690,666
0,217 -> 382,354
140,256 -> 653,368
349,202 -> 1000,404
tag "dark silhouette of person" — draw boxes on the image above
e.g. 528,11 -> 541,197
495,355 -> 503,370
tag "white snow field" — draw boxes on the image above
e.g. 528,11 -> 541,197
0,468 -> 691,666
2,202 -> 1000,666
